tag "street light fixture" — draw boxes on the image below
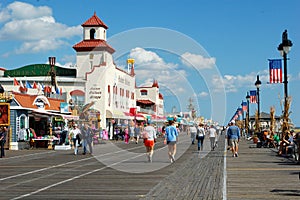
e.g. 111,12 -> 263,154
255,75 -> 261,132
246,92 -> 250,134
277,30 -> 293,133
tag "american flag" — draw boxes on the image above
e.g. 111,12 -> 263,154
241,101 -> 247,111
250,90 -> 257,104
269,59 -> 282,84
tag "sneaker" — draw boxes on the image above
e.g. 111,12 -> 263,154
235,153 -> 238,157
171,155 -> 175,163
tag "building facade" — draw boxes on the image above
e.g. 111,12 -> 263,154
0,12 -> 165,147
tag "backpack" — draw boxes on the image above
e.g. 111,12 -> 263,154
197,127 -> 205,137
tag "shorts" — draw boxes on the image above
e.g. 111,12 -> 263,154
144,139 -> 154,147
167,141 -> 176,145
229,138 -> 239,148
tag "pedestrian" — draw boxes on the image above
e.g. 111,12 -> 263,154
197,123 -> 205,151
0,126 -> 7,158
208,125 -> 217,150
143,122 -> 157,162
134,124 -> 141,144
188,124 -> 197,145
226,120 -> 240,157
81,123 -> 93,155
70,124 -> 81,155
128,121 -> 135,142
164,120 -> 179,163
124,127 -> 129,144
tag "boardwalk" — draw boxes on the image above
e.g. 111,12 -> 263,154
0,133 -> 299,200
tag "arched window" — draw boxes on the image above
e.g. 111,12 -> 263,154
140,89 -> 147,96
90,29 -> 96,39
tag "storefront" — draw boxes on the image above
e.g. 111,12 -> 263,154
9,92 -> 77,150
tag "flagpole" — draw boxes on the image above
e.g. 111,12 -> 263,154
255,75 -> 261,132
277,30 -> 292,134
246,92 -> 250,135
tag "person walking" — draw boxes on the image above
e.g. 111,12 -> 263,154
188,124 -> 197,145
164,120 -> 179,163
143,122 -> 157,163
128,122 -> 135,142
134,124 -> 141,144
81,123 -> 93,155
0,126 -> 7,158
208,125 -> 217,151
124,127 -> 129,144
197,123 -> 205,151
226,120 -> 240,157
70,124 -> 81,155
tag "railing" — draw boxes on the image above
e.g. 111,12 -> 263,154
139,108 -> 155,115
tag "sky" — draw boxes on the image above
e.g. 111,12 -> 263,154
0,0 -> 299,126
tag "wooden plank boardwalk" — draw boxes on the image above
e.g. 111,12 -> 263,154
1,133 -> 299,200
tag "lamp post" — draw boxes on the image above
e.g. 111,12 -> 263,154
246,92 -> 250,134
277,30 -> 293,133
255,75 -> 261,131
48,57 -> 56,150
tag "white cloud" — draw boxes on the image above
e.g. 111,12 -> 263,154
198,91 -> 209,98
180,52 -> 216,69
0,2 -> 81,54
129,47 -> 163,65
212,70 -> 271,93
7,1 -> 52,20
129,47 -> 193,96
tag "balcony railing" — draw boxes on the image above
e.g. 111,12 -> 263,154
139,108 -> 155,115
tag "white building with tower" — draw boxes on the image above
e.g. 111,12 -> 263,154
0,12 -> 165,146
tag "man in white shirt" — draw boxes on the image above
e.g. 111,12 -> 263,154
208,125 -> 217,151
71,124 -> 81,155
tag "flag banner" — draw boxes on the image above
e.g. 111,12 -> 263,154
13,78 -> 19,86
242,101 -> 247,111
250,90 -> 257,103
32,82 -> 38,89
237,108 -> 242,116
269,59 -> 282,84
25,81 -> 32,88
19,80 -> 24,88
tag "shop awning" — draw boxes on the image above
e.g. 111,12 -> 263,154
112,110 -> 129,119
124,112 -> 145,121
151,114 -> 166,122
106,110 -> 113,118
137,99 -> 155,105
29,109 -> 79,120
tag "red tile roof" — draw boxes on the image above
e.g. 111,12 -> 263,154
13,92 -> 64,111
159,93 -> 163,99
73,40 -> 115,53
82,12 -> 108,29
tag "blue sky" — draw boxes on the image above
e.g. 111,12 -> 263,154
0,0 -> 299,126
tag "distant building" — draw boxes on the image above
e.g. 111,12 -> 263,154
249,111 -> 281,132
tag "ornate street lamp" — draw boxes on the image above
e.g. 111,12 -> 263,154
255,75 -> 261,132
277,30 -> 293,133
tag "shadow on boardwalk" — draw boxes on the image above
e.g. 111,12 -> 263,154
143,135 -> 300,200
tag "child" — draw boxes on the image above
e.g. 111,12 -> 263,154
124,128 -> 129,144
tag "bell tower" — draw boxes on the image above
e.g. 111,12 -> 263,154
73,12 -> 115,78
